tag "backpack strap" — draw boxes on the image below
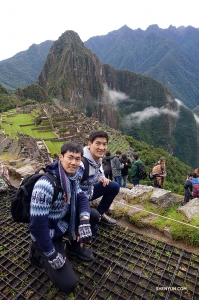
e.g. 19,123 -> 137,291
34,167 -> 61,202
43,172 -> 62,203
81,156 -> 89,183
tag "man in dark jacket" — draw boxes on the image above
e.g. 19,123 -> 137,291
183,172 -> 199,205
29,141 -> 99,293
130,153 -> 144,186
121,154 -> 131,188
102,151 -> 114,180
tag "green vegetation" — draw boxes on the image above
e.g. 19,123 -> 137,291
126,135 -> 192,194
14,83 -> 51,104
85,25 -> 199,109
0,41 -> 53,92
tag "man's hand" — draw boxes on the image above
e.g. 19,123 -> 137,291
48,252 -> 66,269
100,177 -> 111,187
77,219 -> 92,245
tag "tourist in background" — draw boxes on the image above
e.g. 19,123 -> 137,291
130,153 -> 143,186
111,150 -> 124,187
102,151 -> 114,180
183,172 -> 195,205
0,162 -> 9,193
151,157 -> 167,188
120,154 -> 131,188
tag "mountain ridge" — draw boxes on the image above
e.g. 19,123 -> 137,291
0,40 -> 54,92
37,30 -> 199,167
85,25 -> 199,109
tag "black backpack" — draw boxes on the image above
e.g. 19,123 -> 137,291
11,167 -> 61,223
136,163 -> 147,180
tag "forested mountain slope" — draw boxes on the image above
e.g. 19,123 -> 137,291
0,40 -> 54,92
85,25 -> 199,109
38,30 -> 199,167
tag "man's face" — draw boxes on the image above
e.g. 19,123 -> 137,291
88,137 -> 108,162
59,151 -> 82,174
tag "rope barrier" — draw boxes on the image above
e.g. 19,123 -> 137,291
114,200 -> 199,230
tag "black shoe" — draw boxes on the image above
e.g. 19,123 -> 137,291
29,244 -> 42,268
66,241 -> 94,261
100,213 -> 117,226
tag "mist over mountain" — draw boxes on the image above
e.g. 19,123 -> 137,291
0,40 -> 54,92
85,25 -> 199,109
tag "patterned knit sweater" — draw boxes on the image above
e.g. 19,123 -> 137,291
29,160 -> 90,258
76,146 -> 105,200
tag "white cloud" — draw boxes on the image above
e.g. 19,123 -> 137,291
175,98 -> 185,107
103,84 -> 129,105
126,106 -> 179,124
194,114 -> 199,124
108,90 -> 129,102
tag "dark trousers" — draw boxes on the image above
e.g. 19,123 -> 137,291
30,208 -> 99,293
105,173 -> 113,181
91,181 -> 120,215
133,179 -> 140,186
30,238 -> 77,293
183,190 -> 193,204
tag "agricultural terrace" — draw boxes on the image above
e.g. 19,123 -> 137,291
0,108 -> 132,157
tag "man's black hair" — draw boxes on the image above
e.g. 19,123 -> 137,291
132,152 -> 139,160
116,150 -> 121,155
61,141 -> 83,157
88,130 -> 109,143
189,172 -> 197,178
105,151 -> 111,156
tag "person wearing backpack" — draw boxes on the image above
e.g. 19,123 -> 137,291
77,130 -> 120,227
151,157 -> 167,188
121,154 -> 131,188
130,153 -> 145,186
183,172 -> 199,204
102,151 -> 114,180
183,172 -> 195,205
29,141 -> 99,293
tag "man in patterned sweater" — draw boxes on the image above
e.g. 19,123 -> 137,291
77,130 -> 120,228
29,141 -> 99,293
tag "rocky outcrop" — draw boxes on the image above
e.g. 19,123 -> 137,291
150,188 -> 180,208
177,198 -> 199,220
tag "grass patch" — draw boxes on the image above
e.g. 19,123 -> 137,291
114,196 -> 199,247
129,211 -> 150,228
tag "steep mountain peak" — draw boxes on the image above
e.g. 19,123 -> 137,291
146,24 -> 160,32
119,24 -> 132,31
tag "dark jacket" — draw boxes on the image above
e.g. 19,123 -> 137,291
102,155 -> 114,175
130,159 -> 143,180
121,158 -> 131,176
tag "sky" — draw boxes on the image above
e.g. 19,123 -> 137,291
0,0 -> 199,61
